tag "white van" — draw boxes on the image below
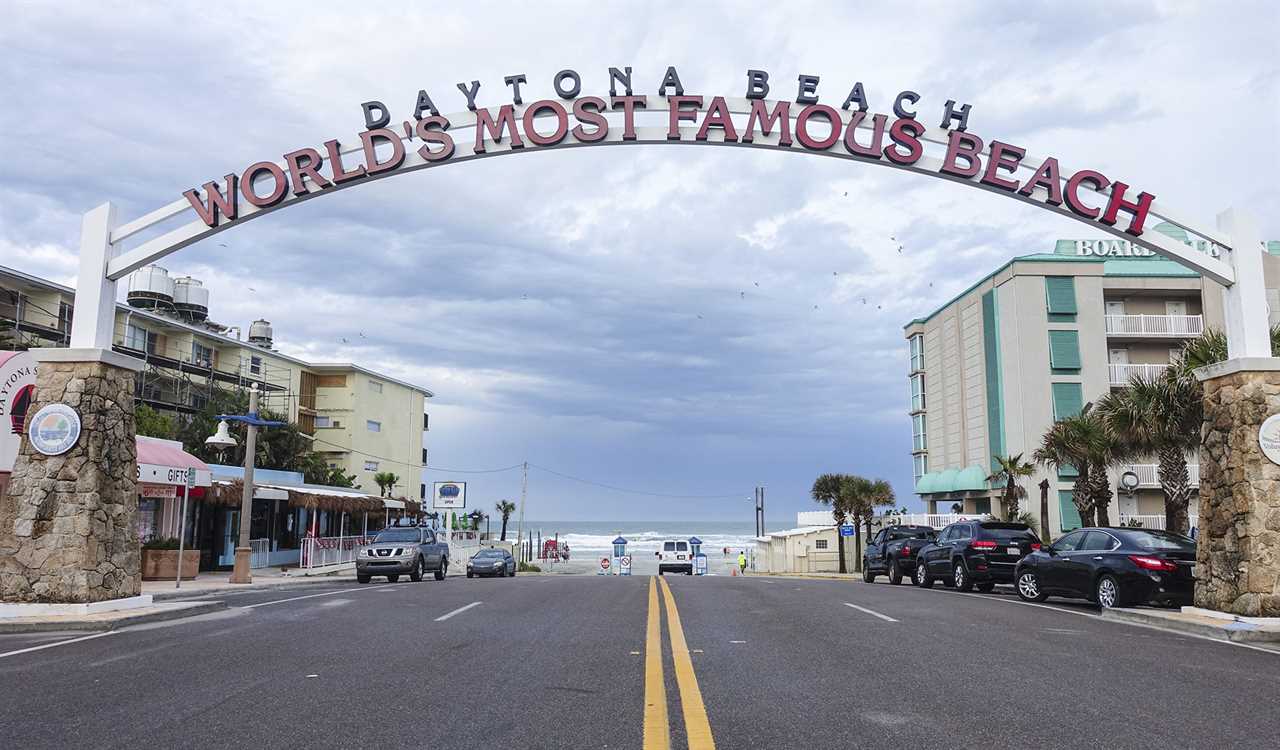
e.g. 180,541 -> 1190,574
657,539 -> 693,575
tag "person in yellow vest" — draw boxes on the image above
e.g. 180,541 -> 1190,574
737,551 -> 747,575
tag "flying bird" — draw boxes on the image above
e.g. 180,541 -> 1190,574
753,281 -> 759,287
217,243 -> 228,248
340,337 -> 349,344
843,192 -> 848,197
740,291 -> 745,299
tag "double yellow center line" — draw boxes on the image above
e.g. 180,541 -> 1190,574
645,576 -> 716,750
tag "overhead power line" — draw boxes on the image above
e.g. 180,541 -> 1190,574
527,462 -> 743,499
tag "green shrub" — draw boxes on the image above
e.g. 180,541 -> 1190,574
142,536 -> 182,550
518,561 -> 541,573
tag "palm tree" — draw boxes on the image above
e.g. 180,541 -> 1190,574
1097,369 -> 1202,534
1175,325 -> 1280,378
1034,412 -> 1097,527
859,478 -> 897,539
495,500 -> 516,541
373,471 -> 400,497
811,473 -> 850,573
1037,478 -> 1051,541
986,454 -> 1036,522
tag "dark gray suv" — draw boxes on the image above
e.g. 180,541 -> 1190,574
356,526 -> 450,583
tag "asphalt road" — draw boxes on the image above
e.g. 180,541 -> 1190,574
1,574 -> 1277,749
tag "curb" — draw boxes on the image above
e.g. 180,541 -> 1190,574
149,575 -> 357,601
0,600 -> 227,634
1101,607 -> 1280,644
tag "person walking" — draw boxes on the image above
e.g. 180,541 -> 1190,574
737,550 -> 747,575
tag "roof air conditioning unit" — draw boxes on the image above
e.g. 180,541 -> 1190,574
126,265 -> 175,310
248,319 -> 273,349
172,276 -> 210,322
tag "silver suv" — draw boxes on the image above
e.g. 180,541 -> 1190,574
356,526 -> 450,583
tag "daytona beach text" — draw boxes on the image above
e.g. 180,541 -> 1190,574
183,67 -> 1155,238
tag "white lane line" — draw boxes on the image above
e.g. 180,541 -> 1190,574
0,631 -> 117,660
241,587 -> 372,609
434,601 -> 482,622
844,603 -> 899,622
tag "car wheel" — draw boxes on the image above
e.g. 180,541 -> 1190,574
977,582 -> 996,593
435,560 -> 447,581
862,561 -> 875,584
915,560 -> 934,589
387,575 -> 400,583
409,558 -> 424,582
1016,570 -> 1047,602
510,567 -> 517,577
467,571 -> 474,578
954,561 -> 973,592
1096,574 -> 1122,609
888,561 -> 902,585
357,574 -> 371,584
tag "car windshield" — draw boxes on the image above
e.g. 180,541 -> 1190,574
474,550 -> 503,558
978,523 -> 1038,542
373,529 -> 420,543
888,528 -> 933,541
1125,529 -> 1196,552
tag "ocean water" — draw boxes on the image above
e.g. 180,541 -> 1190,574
518,520 -> 764,556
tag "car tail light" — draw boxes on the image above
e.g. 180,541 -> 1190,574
1030,543 -> 1042,551
1129,555 -> 1177,572
970,540 -> 998,550
901,545 -> 911,556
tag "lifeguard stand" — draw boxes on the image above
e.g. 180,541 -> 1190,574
689,536 -> 708,575
612,536 -> 628,576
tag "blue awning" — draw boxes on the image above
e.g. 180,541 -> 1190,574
612,536 -> 628,545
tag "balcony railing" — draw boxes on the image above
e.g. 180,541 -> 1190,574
1117,514 -> 1199,532
1104,314 -> 1203,337
1109,362 -> 1169,385
1121,463 -> 1200,489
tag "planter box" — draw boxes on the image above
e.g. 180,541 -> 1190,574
141,549 -> 201,581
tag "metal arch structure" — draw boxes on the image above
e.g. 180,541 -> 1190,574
69,94 -> 1272,361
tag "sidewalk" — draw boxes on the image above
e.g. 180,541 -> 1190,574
1102,606 -> 1280,646
143,567 -> 356,601
0,600 -> 226,634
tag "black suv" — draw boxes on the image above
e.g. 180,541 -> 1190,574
914,520 -> 1041,591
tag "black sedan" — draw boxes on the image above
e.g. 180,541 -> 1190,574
1014,527 -> 1196,608
467,548 -> 516,578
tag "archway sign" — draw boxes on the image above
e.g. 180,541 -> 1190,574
4,66 -> 1277,613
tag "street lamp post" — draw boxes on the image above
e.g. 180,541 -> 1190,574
206,384 -> 284,585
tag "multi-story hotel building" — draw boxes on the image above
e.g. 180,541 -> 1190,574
903,223 -> 1280,534
1,263 -> 431,496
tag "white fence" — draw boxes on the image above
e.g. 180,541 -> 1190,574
1109,363 -> 1170,385
1104,314 -> 1203,337
1122,463 -> 1200,488
794,512 -> 980,530
250,538 -> 271,569
300,534 -> 375,569
1117,514 -> 1199,532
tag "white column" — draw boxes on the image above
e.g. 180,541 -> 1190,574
1218,208 -> 1272,359
69,202 -> 119,350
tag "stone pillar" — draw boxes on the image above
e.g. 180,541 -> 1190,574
1194,358 -> 1280,617
0,349 -> 142,604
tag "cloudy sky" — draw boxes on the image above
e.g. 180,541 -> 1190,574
2,1 -> 1277,524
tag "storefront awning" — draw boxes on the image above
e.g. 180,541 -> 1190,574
136,436 -> 212,487
914,465 -> 990,495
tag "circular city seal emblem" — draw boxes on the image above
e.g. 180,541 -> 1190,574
27,403 -> 81,456
1260,414 -> 1280,466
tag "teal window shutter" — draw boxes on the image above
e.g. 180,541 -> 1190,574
1048,330 -> 1082,370
1045,277 -> 1078,315
1059,490 -> 1082,531
1052,383 -> 1084,420
1057,463 -> 1079,479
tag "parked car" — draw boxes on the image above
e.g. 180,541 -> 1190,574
1014,527 -> 1196,608
914,520 -> 1041,592
356,526 -> 449,583
863,525 -> 936,584
467,548 -> 516,578
656,539 -> 693,575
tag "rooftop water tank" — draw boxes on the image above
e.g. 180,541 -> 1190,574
172,276 -> 210,322
126,265 -> 174,310
248,319 -> 273,349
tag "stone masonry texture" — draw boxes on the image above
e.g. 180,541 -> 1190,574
0,360 -> 139,603
1195,369 -> 1280,617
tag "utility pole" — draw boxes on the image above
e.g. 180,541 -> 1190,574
755,486 -> 766,537
517,461 -> 528,561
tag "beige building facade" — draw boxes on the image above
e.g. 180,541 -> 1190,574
1,264 -> 431,499
903,224 -> 1280,535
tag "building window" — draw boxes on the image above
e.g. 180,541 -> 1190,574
912,413 -> 928,452
124,323 -> 154,353
315,415 -> 332,428
1045,277 -> 1078,320
423,413 -> 430,431
1051,383 -> 1084,421
368,379 -> 383,394
975,498 -> 991,515
363,460 -> 379,471
1059,490 -> 1083,531
909,334 -> 925,372
910,373 -> 926,412
366,420 -> 381,432
913,454 -> 928,481
1048,330 -> 1082,372
422,448 -> 429,464
192,341 -> 213,368
250,355 -> 262,375
190,392 -> 208,410
420,483 -> 426,500
815,539 -> 829,550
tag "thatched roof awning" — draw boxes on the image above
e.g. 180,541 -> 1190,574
208,479 -> 385,514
